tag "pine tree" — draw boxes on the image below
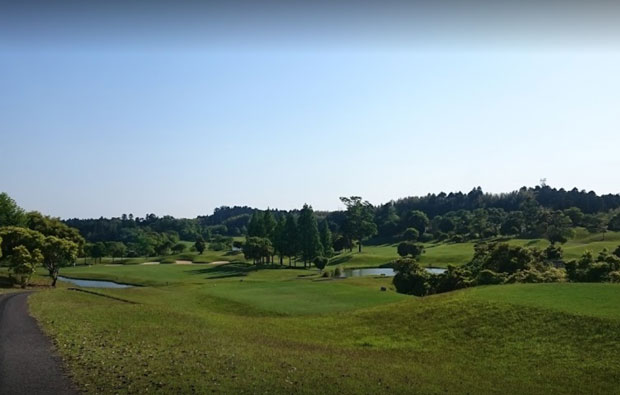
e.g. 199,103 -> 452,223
319,220 -> 334,257
283,213 -> 298,266
297,204 -> 323,268
247,211 -> 266,237
263,210 -> 277,263
273,216 -> 286,265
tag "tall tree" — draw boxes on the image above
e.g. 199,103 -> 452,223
273,216 -> 286,265
41,236 -> 79,286
283,213 -> 298,266
297,204 -> 323,267
263,210 -> 277,239
194,235 -> 206,254
340,196 -> 377,253
263,210 -> 277,263
247,211 -> 266,237
403,210 -> 430,236
319,220 -> 334,257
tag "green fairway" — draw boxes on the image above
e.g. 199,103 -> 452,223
29,263 -> 620,394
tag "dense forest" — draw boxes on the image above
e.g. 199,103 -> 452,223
63,185 -> 620,251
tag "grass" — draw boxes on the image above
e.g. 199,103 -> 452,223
28,261 -> 620,394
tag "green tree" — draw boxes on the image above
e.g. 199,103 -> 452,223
403,210 -> 430,236
90,242 -> 107,264
297,204 -> 323,267
313,256 -> 329,272
282,213 -> 298,266
194,235 -> 206,254
10,245 -> 43,288
540,211 -> 575,244
319,220 -> 334,257
25,211 -> 85,255
247,211 -> 266,237
263,210 -> 277,238
403,227 -> 419,241
607,213 -> 620,232
564,207 -> 585,226
438,217 -> 455,233
397,242 -> 424,258
172,243 -> 186,253
243,237 -> 273,265
41,236 -> 79,286
340,196 -> 377,253
0,226 -> 45,260
272,216 -> 286,265
0,192 -> 26,227
106,241 -> 127,262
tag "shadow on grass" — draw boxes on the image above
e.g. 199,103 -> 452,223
188,263 -> 297,279
0,275 -> 14,288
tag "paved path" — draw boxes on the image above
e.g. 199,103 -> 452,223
0,292 -> 77,395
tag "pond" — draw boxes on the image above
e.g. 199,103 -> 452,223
342,267 -> 446,278
57,276 -> 134,289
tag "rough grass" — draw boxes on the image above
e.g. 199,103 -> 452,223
29,264 -> 620,394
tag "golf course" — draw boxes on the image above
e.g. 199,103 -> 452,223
19,231 -> 620,394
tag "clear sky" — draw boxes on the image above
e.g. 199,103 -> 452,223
2,1 -> 620,218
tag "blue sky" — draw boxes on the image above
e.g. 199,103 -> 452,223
2,2 -> 620,218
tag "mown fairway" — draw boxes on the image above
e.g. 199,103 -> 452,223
29,263 -> 620,394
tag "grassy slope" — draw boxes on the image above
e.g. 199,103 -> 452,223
30,264 -> 620,394
333,229 -> 620,269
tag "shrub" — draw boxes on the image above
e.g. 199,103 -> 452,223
477,269 -> 506,285
392,259 -> 430,296
506,269 -> 546,284
313,256 -> 328,271
544,244 -> 563,260
393,270 -> 430,296
541,267 -> 567,283
320,270 -> 332,278
451,234 -> 466,243
587,263 -> 611,282
609,271 -> 620,283
334,266 -> 344,277
397,242 -> 424,258
403,228 -> 419,241
431,265 -> 473,293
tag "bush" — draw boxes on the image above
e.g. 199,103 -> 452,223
587,263 -> 611,282
392,259 -> 430,296
609,271 -> 620,283
506,269 -> 546,283
313,256 -> 328,271
477,269 -> 506,285
451,234 -> 466,243
334,266 -> 344,277
403,228 -> 419,241
393,270 -> 430,296
320,270 -> 332,278
431,265 -> 473,293
397,242 -> 424,258
541,267 -> 567,283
